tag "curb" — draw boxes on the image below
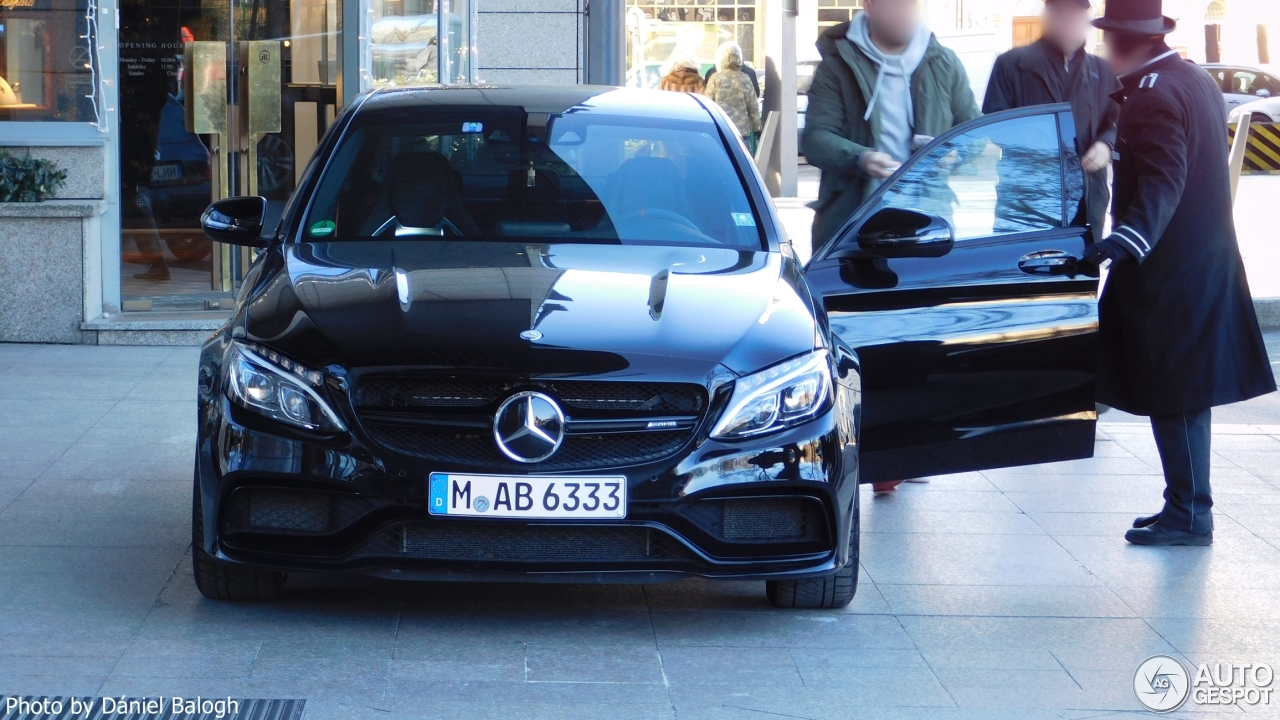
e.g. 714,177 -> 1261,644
1257,298 -> 1280,331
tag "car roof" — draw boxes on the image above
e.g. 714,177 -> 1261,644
1202,63 -> 1279,75
353,85 -> 716,123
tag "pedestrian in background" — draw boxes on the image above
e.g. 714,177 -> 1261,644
1084,0 -> 1275,545
659,56 -> 705,94
705,57 -> 760,99
803,0 -> 980,255
705,42 -> 762,152
983,0 -> 1119,235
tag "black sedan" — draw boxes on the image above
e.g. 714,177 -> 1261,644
195,86 -> 1099,608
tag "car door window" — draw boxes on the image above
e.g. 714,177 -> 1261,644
1231,71 -> 1258,94
1208,69 -> 1230,92
871,114 -> 1065,241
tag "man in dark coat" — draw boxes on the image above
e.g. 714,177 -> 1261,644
1084,0 -> 1276,546
983,0 -> 1119,235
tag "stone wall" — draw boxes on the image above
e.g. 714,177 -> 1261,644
0,142 -> 107,343
478,0 -> 586,84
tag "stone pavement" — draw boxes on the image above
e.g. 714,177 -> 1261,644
0,340 -> 1279,719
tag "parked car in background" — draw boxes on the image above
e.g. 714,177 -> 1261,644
1229,95 -> 1280,124
1202,64 -> 1280,112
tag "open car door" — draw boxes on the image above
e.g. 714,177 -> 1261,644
804,105 -> 1099,483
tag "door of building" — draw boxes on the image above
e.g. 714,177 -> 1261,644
1012,17 -> 1041,48
117,0 -> 342,311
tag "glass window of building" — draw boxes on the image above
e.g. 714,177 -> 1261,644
816,0 -> 862,33
625,1 -> 758,88
367,0 -> 473,87
117,0 -> 345,310
0,0 -> 99,121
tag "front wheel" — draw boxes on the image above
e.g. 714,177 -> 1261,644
192,469 -> 285,601
766,495 -> 859,609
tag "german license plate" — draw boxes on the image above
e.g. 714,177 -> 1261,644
429,473 -> 626,519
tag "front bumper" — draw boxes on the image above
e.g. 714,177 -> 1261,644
196,396 -> 858,582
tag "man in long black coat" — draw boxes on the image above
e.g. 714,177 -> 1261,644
983,0 -> 1119,235
1085,0 -> 1276,546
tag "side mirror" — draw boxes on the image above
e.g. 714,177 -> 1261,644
856,207 -> 954,258
1257,88 -> 1272,98
201,196 -> 269,247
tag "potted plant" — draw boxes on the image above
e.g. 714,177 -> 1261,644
0,150 -> 68,202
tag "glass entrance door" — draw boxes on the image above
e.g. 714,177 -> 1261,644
117,0 -> 341,311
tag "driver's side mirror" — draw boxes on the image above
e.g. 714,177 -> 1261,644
856,208 -> 954,258
201,196 -> 269,247
1258,88 -> 1272,98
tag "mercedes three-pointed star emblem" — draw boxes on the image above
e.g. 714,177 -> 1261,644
493,391 -> 565,463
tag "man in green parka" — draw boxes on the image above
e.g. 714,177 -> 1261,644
803,0 -> 981,253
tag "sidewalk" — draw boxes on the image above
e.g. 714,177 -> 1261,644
0,342 -> 1277,718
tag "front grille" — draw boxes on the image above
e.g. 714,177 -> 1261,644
355,376 -> 705,415
353,374 -> 706,470
358,522 -> 694,563
362,423 -> 691,471
222,488 -> 382,535
681,497 -> 830,544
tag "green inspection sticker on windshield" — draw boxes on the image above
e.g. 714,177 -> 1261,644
309,220 -> 336,237
732,213 -> 756,227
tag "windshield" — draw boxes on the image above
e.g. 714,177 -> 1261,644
300,108 -> 764,249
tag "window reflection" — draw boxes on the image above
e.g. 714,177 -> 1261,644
0,0 -> 97,121
368,0 -> 472,87
877,115 -> 1064,240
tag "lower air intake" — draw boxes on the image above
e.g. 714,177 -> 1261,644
361,523 -> 694,563
684,497 -> 830,544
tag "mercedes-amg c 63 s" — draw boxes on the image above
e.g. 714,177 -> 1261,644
194,86 -> 1101,607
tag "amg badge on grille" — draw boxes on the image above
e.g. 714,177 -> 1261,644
493,391 -> 565,463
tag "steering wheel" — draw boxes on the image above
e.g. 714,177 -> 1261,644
373,215 -> 464,237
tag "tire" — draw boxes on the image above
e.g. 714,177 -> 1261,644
1252,113 -> 1273,125
192,471 -> 285,601
766,495 -> 859,609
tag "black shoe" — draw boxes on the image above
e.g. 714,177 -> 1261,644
1125,523 -> 1213,546
1133,513 -> 1161,529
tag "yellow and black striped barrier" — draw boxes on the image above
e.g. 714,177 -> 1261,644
1228,121 -> 1280,174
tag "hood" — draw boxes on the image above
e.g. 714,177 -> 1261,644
843,12 -> 932,122
240,241 -> 819,384
815,21 -> 945,78
716,42 -> 744,72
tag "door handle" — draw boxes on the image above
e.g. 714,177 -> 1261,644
1018,250 -> 1078,276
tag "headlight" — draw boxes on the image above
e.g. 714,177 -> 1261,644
226,342 -> 346,432
710,350 -> 832,439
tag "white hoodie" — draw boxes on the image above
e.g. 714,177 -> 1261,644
846,12 -> 932,163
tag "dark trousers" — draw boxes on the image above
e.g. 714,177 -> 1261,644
1150,408 -> 1213,534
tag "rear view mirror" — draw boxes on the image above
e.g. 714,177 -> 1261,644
201,196 -> 269,247
856,208 -> 954,258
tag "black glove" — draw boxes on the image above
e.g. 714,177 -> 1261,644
1084,237 -> 1137,266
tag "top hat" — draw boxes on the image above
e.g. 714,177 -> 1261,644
1092,0 -> 1176,35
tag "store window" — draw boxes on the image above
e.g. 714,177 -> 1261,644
625,0 -> 759,88
817,0 -> 862,33
367,0 -> 474,88
0,0 -> 99,121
